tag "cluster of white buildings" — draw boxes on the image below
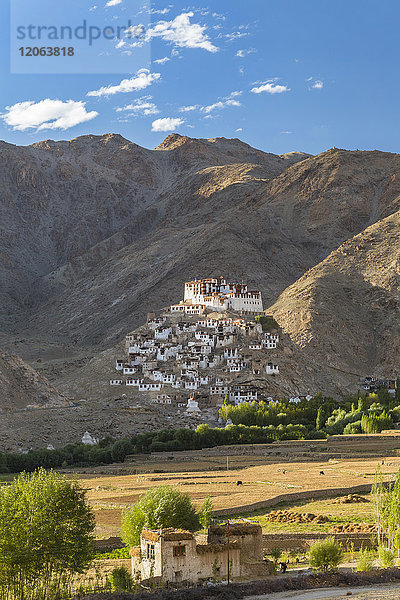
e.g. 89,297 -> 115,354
110,278 -> 280,408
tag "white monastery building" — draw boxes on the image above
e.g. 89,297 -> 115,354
170,277 -> 263,314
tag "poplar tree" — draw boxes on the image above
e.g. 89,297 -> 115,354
0,468 -> 95,600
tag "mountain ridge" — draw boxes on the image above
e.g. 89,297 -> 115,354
0,133 -> 399,412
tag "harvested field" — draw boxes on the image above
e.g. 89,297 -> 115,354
73,436 -> 400,538
230,494 -> 377,535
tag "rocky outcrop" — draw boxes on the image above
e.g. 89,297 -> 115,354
0,350 -> 69,410
268,210 -> 400,378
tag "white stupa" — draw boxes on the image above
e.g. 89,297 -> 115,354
185,393 -> 201,416
82,431 -> 98,445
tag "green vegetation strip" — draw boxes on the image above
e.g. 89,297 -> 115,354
1,388 -> 400,474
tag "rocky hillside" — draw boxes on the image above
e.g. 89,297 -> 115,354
268,210 -> 400,378
0,350 -> 69,410
0,133 -> 399,409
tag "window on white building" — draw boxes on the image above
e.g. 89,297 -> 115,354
147,543 -> 155,559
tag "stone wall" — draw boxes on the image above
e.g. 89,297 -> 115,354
213,483 -> 379,517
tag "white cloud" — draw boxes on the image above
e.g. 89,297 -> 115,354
179,105 -> 199,112
306,77 -> 323,90
235,127 -> 243,132
311,80 -> 323,89
146,12 -> 218,52
281,130 -> 293,134
236,48 -> 256,58
116,96 -> 159,116
251,82 -> 290,94
1,99 -> 98,131
106,0 -> 122,6
151,117 -> 184,132
201,92 -> 242,113
149,7 -> 171,14
154,56 -> 170,64
89,5 -> 98,11
224,31 -> 250,42
87,69 -> 160,97
201,99 -> 241,113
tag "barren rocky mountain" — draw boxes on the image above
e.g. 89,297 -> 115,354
0,133 -> 399,436
0,133 -> 309,346
268,209 -> 400,378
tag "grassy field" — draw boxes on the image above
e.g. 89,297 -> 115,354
74,437 -> 400,539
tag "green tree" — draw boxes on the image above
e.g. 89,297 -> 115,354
316,406 -> 325,430
309,537 -> 343,572
0,468 -> 95,600
121,485 -> 200,547
111,439 -> 131,463
199,495 -> 213,532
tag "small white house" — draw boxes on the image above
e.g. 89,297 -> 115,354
123,366 -> 136,375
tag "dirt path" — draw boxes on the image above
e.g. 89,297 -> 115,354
245,582 -> 400,600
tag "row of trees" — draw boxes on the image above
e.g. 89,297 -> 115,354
220,391 -> 400,438
0,422 -> 308,473
1,389 -> 399,474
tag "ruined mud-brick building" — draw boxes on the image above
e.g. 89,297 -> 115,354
139,522 -> 273,584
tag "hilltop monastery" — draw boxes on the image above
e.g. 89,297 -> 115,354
109,277 -> 285,412
170,277 -> 263,314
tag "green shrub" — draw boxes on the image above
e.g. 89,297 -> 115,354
255,315 -> 279,331
309,537 -> 343,572
95,547 -> 130,560
356,548 -> 374,572
108,566 -> 134,592
270,546 -> 282,573
343,420 -> 362,434
378,545 -> 394,568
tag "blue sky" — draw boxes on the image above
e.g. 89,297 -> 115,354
0,0 -> 399,155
